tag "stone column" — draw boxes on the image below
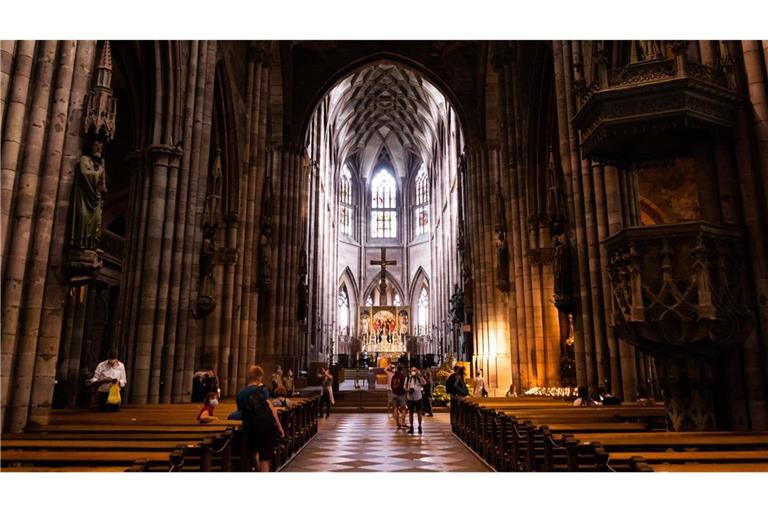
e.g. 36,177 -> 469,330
1,40 -> 36,256
741,41 -> 768,211
161,41 -> 200,403
1,41 -> 57,428
131,145 -> 173,404
7,41 -> 77,432
28,41 -> 97,428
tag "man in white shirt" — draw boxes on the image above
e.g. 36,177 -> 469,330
405,367 -> 426,434
88,350 -> 127,412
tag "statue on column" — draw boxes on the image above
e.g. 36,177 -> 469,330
64,41 -> 116,285
258,176 -> 274,290
195,149 -> 222,317
637,40 -> 663,61
495,184 -> 510,293
553,232 -> 572,311
449,284 -> 465,325
69,139 -> 108,251
297,244 -> 308,322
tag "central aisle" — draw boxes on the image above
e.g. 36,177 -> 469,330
281,413 -> 491,472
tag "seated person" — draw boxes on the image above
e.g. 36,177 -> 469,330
572,386 -> 591,406
601,387 -> 622,406
505,384 -> 517,397
272,385 -> 291,407
197,392 -> 220,423
636,386 -> 655,405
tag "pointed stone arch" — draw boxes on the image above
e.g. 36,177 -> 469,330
361,270 -> 405,307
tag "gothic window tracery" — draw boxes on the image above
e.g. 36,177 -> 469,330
371,168 -> 397,238
417,286 -> 429,335
338,286 -> 350,336
339,165 -> 353,236
414,164 -> 429,236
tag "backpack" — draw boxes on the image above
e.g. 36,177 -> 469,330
242,387 -> 277,436
391,372 -> 406,395
445,374 -> 456,395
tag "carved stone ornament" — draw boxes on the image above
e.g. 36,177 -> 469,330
604,221 -> 754,431
195,149 -> 223,318
448,284 -> 465,325
64,42 -> 116,286
297,244 -> 309,321
573,42 -> 738,165
258,176 -> 274,290
494,184 -> 510,293
552,233 -> 573,312
604,222 -> 752,357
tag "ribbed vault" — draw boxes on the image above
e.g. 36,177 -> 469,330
327,62 -> 449,166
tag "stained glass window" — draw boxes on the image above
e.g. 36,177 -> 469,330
339,166 -> 353,236
371,169 -> 397,238
415,206 -> 429,236
415,164 -> 428,205
414,165 -> 429,236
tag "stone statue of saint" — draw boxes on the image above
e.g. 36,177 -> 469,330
449,284 -> 465,325
69,139 -> 107,250
553,232 -> 571,309
638,40 -> 663,61
258,222 -> 273,286
399,314 -> 409,336
195,223 -> 217,316
495,226 -> 510,292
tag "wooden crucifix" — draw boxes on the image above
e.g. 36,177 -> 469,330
370,248 -> 396,303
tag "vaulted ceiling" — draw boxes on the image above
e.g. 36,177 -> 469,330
326,62 -> 451,171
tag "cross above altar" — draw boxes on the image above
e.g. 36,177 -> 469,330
370,248 -> 397,301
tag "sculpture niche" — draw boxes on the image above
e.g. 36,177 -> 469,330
64,42 -> 116,285
195,149 -> 223,317
494,184 -> 510,293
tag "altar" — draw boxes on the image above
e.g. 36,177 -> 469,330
359,305 -> 408,357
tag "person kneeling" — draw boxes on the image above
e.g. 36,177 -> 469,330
197,392 -> 220,423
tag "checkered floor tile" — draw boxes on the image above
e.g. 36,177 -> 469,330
281,413 -> 490,472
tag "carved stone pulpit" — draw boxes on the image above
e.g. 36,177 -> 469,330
604,221 -> 753,430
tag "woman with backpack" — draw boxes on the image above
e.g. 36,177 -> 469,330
237,365 -> 285,472
390,365 -> 408,430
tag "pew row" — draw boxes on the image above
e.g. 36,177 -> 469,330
1,395 -> 320,472
450,397 -> 768,472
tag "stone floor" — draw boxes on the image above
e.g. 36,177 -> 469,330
281,412 -> 491,472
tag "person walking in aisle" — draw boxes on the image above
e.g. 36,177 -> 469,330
422,370 -> 434,417
317,367 -> 334,418
237,364 -> 285,472
385,363 -> 396,418
405,367 -> 426,433
389,364 -> 408,430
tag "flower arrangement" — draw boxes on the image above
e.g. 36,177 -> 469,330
432,384 -> 449,406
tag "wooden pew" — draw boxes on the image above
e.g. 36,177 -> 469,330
7,395 -> 320,472
564,432 -> 768,472
0,450 -> 179,471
